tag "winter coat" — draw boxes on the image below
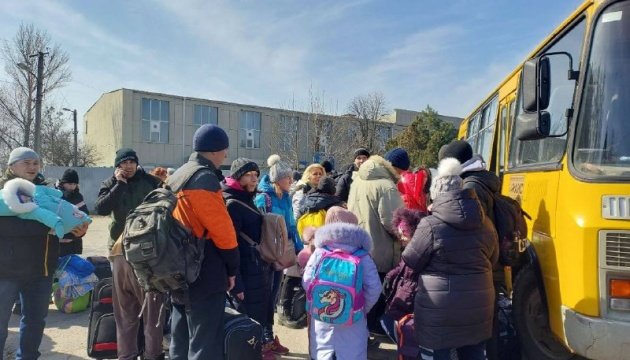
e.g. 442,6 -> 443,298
334,164 -> 356,202
347,155 -> 404,273
168,152 -> 239,301
291,181 -> 309,221
0,171 -> 59,279
303,223 -> 382,360
94,168 -> 161,249
401,188 -> 498,350
460,155 -> 501,224
223,179 -> 270,326
255,174 -> 303,252
383,258 -> 419,321
398,169 -> 430,212
56,182 -> 89,256
296,192 -> 344,220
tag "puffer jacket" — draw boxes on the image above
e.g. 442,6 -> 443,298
303,223 -> 382,360
223,178 -> 270,325
255,174 -> 303,252
94,168 -> 161,249
347,155 -> 403,273
0,171 -> 59,279
402,188 -> 498,350
297,192 -> 344,220
382,258 -> 419,321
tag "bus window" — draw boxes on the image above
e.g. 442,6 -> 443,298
478,97 -> 498,163
499,105 -> 508,173
510,18 -> 586,167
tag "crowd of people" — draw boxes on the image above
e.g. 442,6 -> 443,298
0,120 -> 505,360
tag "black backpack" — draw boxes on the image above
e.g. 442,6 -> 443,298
123,165 -> 206,293
466,179 -> 530,267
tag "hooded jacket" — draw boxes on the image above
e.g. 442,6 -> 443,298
0,170 -> 58,279
255,174 -> 303,252
94,167 -> 161,249
222,179 -> 270,325
460,155 -> 501,223
347,155 -> 403,273
402,188 -> 498,350
303,223 -> 382,360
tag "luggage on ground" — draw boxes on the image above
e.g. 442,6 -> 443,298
87,277 -> 117,359
87,256 -> 112,280
224,305 -> 263,360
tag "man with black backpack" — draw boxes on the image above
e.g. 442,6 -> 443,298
167,124 -> 240,360
94,148 -> 165,360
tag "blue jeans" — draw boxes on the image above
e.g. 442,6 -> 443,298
0,276 -> 53,360
430,341 -> 486,360
169,292 -> 225,360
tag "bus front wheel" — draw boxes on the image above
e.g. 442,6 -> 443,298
513,265 -> 579,360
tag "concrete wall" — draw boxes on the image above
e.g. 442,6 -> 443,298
84,90 -> 125,167
42,166 -> 115,213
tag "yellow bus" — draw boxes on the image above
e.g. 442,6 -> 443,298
458,1 -> 630,359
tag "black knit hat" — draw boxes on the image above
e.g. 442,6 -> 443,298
353,148 -> 370,159
193,124 -> 229,152
438,140 -> 473,164
317,176 -> 336,195
321,160 -> 334,174
114,148 -> 139,167
60,169 -> 79,184
230,158 -> 260,180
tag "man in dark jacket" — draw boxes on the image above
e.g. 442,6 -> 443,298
168,124 -> 239,360
95,148 -> 165,360
335,148 -> 370,202
402,157 -> 498,359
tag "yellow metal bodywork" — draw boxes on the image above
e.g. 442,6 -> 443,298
456,0 -> 630,350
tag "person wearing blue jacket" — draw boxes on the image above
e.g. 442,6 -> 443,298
255,154 -> 302,356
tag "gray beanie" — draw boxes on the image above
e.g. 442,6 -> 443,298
267,154 -> 292,183
8,147 -> 40,165
430,157 -> 463,201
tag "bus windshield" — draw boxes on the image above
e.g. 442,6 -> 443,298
574,1 -> 630,178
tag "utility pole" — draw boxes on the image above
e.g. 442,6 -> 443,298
32,51 -> 47,154
63,108 -> 78,166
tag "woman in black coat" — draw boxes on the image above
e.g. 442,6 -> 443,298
222,159 -> 270,328
56,169 -> 89,256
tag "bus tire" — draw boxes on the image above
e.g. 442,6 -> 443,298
513,264 -> 579,360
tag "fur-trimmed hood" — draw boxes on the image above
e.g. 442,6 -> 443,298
314,222 -> 373,253
357,155 -> 399,183
2,177 -> 38,214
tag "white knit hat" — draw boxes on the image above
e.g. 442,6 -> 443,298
267,154 -> 292,183
430,157 -> 463,200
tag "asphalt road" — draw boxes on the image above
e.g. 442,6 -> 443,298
3,216 -> 396,359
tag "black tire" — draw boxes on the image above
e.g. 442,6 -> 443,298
513,264 -> 580,360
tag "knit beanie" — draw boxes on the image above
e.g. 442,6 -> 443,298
317,176 -> 336,195
384,147 -> 410,171
438,140 -> 473,164
392,208 -> 425,239
325,206 -> 358,225
353,148 -> 370,159
193,124 -> 229,152
8,147 -> 39,165
114,148 -> 139,167
60,169 -> 79,184
430,157 -> 464,200
267,154 -> 292,183
230,158 -> 260,180
321,160 -> 334,174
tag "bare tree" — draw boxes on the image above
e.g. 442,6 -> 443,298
40,107 -> 99,166
347,92 -> 387,151
0,23 -> 71,152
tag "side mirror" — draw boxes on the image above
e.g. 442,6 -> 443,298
517,111 -> 550,140
522,57 -> 550,112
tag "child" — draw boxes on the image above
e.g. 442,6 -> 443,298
303,207 -> 382,360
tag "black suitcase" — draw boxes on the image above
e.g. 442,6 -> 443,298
224,306 -> 263,360
87,277 -> 117,359
87,256 -> 113,280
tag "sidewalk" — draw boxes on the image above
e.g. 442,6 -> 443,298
2,216 -> 396,359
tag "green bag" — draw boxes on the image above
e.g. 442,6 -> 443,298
52,282 -> 90,313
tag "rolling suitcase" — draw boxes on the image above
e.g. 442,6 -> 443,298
224,306 -> 263,360
87,277 -> 117,359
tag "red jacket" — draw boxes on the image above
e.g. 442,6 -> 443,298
397,169 -> 429,212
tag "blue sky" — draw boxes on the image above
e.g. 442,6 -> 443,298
0,0 -> 582,134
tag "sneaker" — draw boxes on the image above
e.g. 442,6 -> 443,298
268,335 -> 289,355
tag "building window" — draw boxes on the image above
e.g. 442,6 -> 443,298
194,105 -> 218,126
278,115 -> 299,152
240,111 -> 261,149
141,98 -> 169,143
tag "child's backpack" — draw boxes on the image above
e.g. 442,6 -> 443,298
396,314 -> 420,360
306,247 -> 368,325
122,165 -> 206,293
465,179 -> 530,266
297,209 -> 327,238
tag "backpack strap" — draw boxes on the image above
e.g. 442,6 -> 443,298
225,199 -> 261,248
